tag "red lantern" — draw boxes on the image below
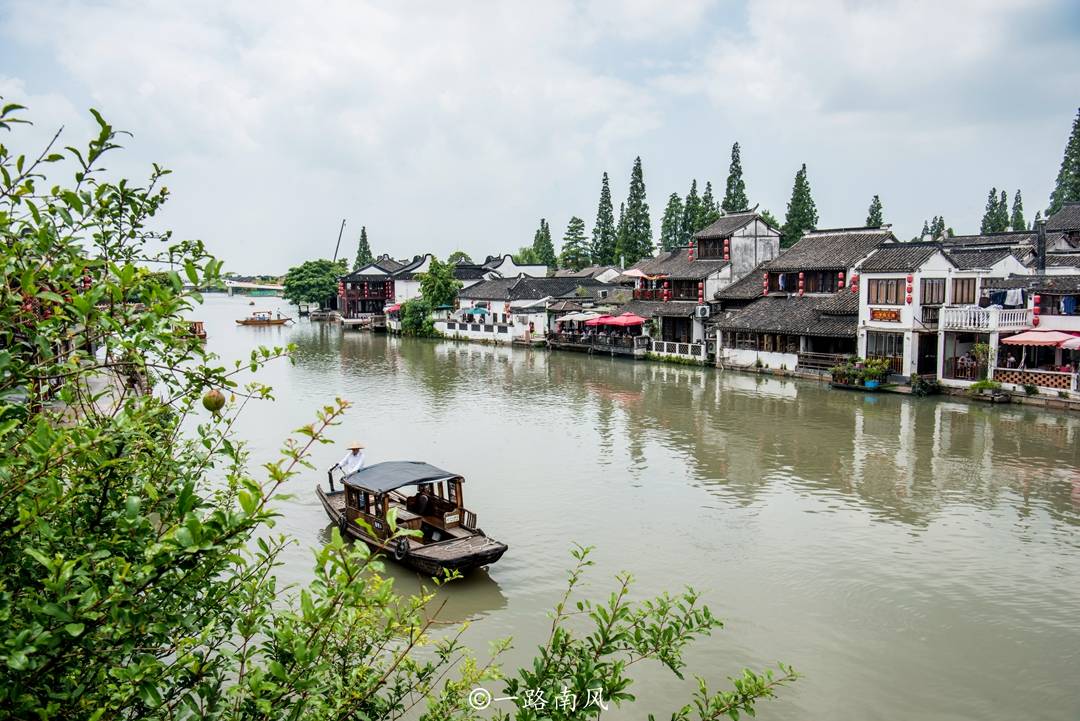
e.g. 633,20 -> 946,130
851,284 -> 858,294
688,241 -> 695,262
906,294 -> 913,304
1033,316 -> 1040,326
337,281 -> 345,295
798,271 -> 805,280
906,274 -> 913,283
1033,305 -> 1041,315
906,284 -> 913,294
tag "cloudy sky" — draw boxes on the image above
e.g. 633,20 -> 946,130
2,0 -> 1079,273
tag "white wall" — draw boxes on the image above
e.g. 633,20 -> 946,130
487,255 -> 547,278
719,347 -> 799,371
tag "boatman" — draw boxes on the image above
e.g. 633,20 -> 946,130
328,441 -> 365,491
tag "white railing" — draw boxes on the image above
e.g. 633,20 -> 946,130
940,306 -> 1031,331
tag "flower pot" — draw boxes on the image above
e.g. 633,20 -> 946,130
865,380 -> 880,389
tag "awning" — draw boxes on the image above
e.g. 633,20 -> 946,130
607,312 -> 646,327
1060,337 -> 1080,350
384,303 -> 401,313
559,312 -> 601,322
343,461 -> 461,493
1000,330 -> 1078,346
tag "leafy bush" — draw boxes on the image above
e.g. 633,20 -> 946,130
1023,384 -> 1039,396
969,379 -> 1003,394
910,374 -> 942,396
1058,390 -> 1070,399
0,103 -> 795,721
399,298 -> 437,337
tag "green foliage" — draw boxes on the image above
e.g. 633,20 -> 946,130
559,216 -> 591,271
866,195 -> 883,228
829,356 -> 890,385
447,250 -> 473,265
971,342 -> 992,379
969,379 -> 1003,394
659,193 -> 684,251
782,164 -> 818,247
513,245 -> 541,265
759,208 -> 780,229
0,102 -> 794,721
399,298 -> 437,336
1058,390 -> 1070,399
1023,383 -> 1039,396
416,256 -> 463,307
590,172 -> 617,266
352,226 -> 373,271
283,258 -> 347,306
980,187 -> 1010,234
618,156 -> 653,265
531,218 -> 557,268
721,142 -> 749,213
680,179 -> 701,246
1010,189 -> 1026,231
910,374 -> 942,397
699,181 -> 721,230
1048,107 -> 1080,216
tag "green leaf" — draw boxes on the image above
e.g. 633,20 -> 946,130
64,623 -> 85,637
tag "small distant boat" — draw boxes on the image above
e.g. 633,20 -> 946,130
316,461 -> 508,575
235,311 -> 292,326
187,320 -> 207,341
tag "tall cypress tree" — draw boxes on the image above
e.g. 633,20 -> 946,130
680,180 -> 701,246
921,220 -> 931,239
621,156 -> 653,264
700,181 -> 721,229
1048,107 -> 1080,216
865,195 -> 883,228
1010,189 -> 1026,231
930,216 -> 946,239
590,172 -> 617,265
615,202 -> 628,265
559,216 -> 591,271
781,164 -> 818,248
659,193 -> 684,251
721,142 -> 749,212
352,226 -> 373,270
532,218 -> 557,268
980,188 -> 1000,234
995,189 -> 1010,232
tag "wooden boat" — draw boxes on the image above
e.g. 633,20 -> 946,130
187,320 -> 207,341
235,311 -> 292,326
316,461 -> 507,575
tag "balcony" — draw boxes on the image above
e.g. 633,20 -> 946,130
940,306 -> 1031,332
549,332 -> 649,357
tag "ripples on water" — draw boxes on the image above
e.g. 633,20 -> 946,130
200,296 -> 1080,720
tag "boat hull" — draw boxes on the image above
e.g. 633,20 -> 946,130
316,486 -> 507,576
235,319 -> 290,326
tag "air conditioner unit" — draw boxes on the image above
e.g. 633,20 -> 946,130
695,305 -> 711,318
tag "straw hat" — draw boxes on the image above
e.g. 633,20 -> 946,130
347,441 -> 365,450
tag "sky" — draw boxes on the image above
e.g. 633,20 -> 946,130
2,0 -> 1079,274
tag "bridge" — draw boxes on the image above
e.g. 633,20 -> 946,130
223,279 -> 285,296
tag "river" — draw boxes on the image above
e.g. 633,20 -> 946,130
205,294 -> 1080,720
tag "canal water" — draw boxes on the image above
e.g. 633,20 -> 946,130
206,295 -> 1080,720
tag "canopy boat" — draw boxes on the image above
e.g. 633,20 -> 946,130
316,461 -> 507,575
235,311 -> 292,326
186,320 -> 207,341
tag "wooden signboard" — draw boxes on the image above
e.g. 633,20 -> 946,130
870,308 -> 901,322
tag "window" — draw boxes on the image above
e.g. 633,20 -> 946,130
696,238 -> 725,259
952,278 -> 976,305
921,278 -> 945,305
867,278 -> 902,305
866,331 -> 903,357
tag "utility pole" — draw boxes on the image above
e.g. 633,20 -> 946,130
331,218 -> 346,263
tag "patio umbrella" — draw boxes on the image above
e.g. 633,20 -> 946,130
608,312 -> 646,326
585,315 -> 615,326
1061,336 -> 1080,350
1000,330 -> 1078,346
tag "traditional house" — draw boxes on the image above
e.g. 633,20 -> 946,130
552,265 -> 624,283
692,210 -> 781,280
439,276 -> 607,345
711,227 -> 892,372
480,254 -> 549,278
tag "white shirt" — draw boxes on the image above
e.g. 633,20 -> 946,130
337,450 -> 365,476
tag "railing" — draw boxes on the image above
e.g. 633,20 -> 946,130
633,288 -> 663,301
940,305 -> 1031,331
993,367 -> 1077,391
797,352 -> 849,371
462,509 -> 477,529
943,357 -> 987,381
919,305 -> 940,328
651,340 -> 704,357
866,354 -> 905,375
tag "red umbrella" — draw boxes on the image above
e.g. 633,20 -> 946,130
608,312 -> 646,326
585,315 -> 615,326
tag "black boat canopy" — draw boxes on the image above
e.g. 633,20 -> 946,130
343,461 -> 462,494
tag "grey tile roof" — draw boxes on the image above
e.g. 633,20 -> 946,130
552,265 -> 623,278
944,247 -> 1014,270
373,256 -> 404,272
714,265 -> 767,301
1047,203 -> 1080,231
451,264 -> 492,280
941,230 -> 1074,248
693,211 -> 763,240
764,228 -> 893,272
458,277 -> 607,301
628,247 -> 729,280
856,243 -> 942,272
711,292 -> 857,338
613,300 -> 696,318
1046,253 -> 1080,268
980,274 -> 1080,293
